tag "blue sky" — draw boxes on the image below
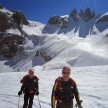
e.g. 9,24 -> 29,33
0,0 -> 108,23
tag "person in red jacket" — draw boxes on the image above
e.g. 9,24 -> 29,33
18,69 -> 39,108
51,66 -> 82,108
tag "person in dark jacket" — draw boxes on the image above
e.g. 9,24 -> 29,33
51,66 -> 82,108
18,69 -> 39,108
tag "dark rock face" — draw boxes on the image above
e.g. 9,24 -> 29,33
12,10 -> 29,25
0,4 -> 3,9
79,9 -> 84,18
83,8 -> 92,21
0,33 -> 25,58
106,34 -> 108,37
47,8 -> 96,28
48,16 -> 68,28
0,7 -> 29,59
0,7 -> 29,33
35,49 -> 52,62
0,11 -> 14,32
92,11 -> 95,18
48,16 -> 60,24
69,8 -> 96,22
96,15 -> 108,23
69,8 -> 78,21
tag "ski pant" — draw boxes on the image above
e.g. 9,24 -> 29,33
23,93 -> 34,108
56,100 -> 73,108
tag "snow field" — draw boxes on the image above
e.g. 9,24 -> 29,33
0,65 -> 108,108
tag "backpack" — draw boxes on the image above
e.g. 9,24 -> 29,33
55,77 -> 75,103
20,75 -> 39,83
20,75 -> 39,93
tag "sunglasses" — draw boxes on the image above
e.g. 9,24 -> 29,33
63,71 -> 70,75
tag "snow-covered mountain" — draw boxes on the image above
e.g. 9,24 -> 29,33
0,5 -> 108,72
0,4 -> 108,108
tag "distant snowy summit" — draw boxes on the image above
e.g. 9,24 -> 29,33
48,8 -> 108,26
45,8 -> 108,37
48,8 -> 96,27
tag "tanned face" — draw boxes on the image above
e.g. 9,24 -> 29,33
62,67 -> 71,80
28,70 -> 34,78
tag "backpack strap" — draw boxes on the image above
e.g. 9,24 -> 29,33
33,75 -> 39,81
20,75 -> 39,83
55,77 -> 75,89
20,75 -> 29,83
55,77 -> 63,89
69,77 -> 75,88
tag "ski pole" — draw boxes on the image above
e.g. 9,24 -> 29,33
18,96 -> 20,108
37,96 -> 41,108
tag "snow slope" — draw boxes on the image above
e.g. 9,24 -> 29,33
0,65 -> 108,108
0,6 -> 108,72
9,16 -> 108,71
1,29 -> 108,72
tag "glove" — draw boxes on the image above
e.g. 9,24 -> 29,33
35,91 -> 39,96
75,100 -> 83,108
78,104 -> 83,108
78,101 -> 83,108
18,91 -> 22,96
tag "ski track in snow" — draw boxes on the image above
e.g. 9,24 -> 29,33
0,66 -> 108,108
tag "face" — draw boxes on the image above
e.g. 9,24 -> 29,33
62,68 -> 70,79
28,70 -> 34,77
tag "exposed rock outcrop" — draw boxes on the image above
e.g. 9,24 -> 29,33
35,49 -> 52,62
12,10 -> 29,26
0,6 -> 29,59
0,33 -> 25,58
70,8 -> 96,22
0,4 -> 3,9
0,9 -> 14,32
48,16 -> 68,28
83,8 -> 93,21
69,8 -> 78,21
